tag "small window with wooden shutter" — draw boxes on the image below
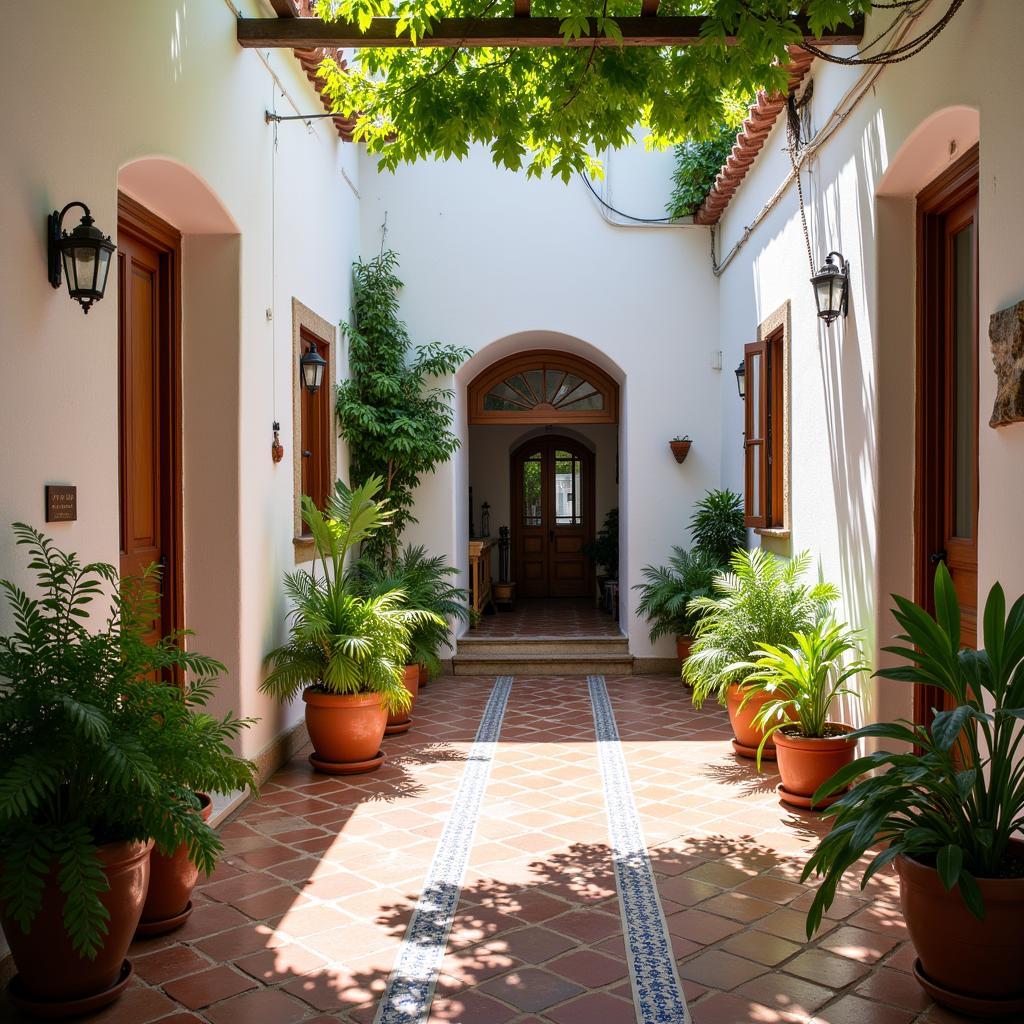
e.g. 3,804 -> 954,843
299,328 -> 331,526
292,300 -> 337,559
743,327 -> 786,529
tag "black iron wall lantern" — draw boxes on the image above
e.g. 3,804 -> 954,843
734,361 -> 746,400
300,342 -> 327,393
811,251 -> 850,325
48,202 -> 116,314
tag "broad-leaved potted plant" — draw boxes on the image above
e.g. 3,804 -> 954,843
685,549 -> 838,759
261,479 -> 440,773
0,525 -> 255,1015
803,565 -> 1024,1015
740,618 -> 866,808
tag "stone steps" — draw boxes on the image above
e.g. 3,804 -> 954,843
453,635 -> 633,676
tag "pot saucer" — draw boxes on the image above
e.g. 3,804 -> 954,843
8,959 -> 132,1019
385,719 -> 412,736
309,750 -> 386,775
135,900 -> 193,938
776,783 -> 845,811
731,739 -> 777,760
913,959 -> 1024,1019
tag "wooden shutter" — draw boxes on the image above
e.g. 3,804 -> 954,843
744,340 -> 768,528
300,328 -> 331,525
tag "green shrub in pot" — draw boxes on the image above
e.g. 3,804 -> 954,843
633,546 -> 720,644
356,544 -> 468,679
0,524 -> 255,1005
802,564 -> 1024,1010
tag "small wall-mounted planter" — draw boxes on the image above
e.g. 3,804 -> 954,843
669,439 -> 692,463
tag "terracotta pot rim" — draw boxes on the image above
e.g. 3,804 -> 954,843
303,688 -> 384,708
94,838 -> 154,866
773,723 -> 856,749
898,842 -> 1024,888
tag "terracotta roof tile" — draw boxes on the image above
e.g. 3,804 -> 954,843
279,1 -> 357,141
693,47 -> 814,225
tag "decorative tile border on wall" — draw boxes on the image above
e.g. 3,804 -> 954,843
373,675 -> 514,1024
588,675 -> 691,1024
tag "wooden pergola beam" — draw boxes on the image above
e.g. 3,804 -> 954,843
640,0 -> 660,17
514,0 -> 531,16
236,14 -> 863,49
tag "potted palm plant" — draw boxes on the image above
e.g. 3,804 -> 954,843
685,549 -> 839,759
689,488 -> 745,565
739,619 -> 866,808
803,565 -> 1024,1017
261,478 -> 439,773
634,547 -> 719,662
0,525 -> 255,1016
358,544 -> 468,686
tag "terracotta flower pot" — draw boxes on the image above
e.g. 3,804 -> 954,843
137,793 -> 212,935
386,665 -> 420,735
2,839 -> 153,1009
670,439 -> 692,463
418,662 -> 429,687
897,840 -> 1024,1015
303,689 -> 388,771
726,683 -> 777,760
676,635 -> 693,662
773,724 -> 856,810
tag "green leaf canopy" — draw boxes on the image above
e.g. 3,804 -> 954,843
315,0 -> 872,181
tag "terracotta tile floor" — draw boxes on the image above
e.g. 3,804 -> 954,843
3,675 -> 987,1023
471,598 -> 622,638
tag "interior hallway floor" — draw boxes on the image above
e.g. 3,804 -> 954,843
471,598 -> 623,639
4,674 -> 984,1024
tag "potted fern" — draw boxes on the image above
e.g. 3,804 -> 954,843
634,547 -> 719,662
685,549 -> 839,759
261,478 -> 441,773
804,566 -> 1024,1015
739,619 -> 866,808
0,525 -> 256,1016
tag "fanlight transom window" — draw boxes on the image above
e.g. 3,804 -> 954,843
485,369 -> 604,413
469,351 -> 618,424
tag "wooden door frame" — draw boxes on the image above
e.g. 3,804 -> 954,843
117,192 -> 184,641
913,144 -> 979,725
509,435 -> 596,598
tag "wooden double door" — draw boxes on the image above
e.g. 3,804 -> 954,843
915,146 -> 979,724
117,196 -> 182,644
511,436 -> 595,598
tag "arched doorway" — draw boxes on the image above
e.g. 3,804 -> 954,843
466,347 -> 619,620
511,435 -> 596,598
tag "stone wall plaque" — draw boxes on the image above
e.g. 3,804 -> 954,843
45,485 -> 77,523
989,299 -> 1024,427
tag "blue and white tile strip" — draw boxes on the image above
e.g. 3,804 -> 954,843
373,675 -> 514,1024
588,675 -> 690,1024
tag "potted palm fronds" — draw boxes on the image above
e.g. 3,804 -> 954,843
685,549 -> 839,759
740,618 -> 866,808
358,544 -> 468,686
0,525 -> 255,1015
634,547 -> 719,662
261,478 -> 441,773
804,565 -> 1024,1017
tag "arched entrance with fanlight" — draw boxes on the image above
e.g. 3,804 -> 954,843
466,349 -> 620,622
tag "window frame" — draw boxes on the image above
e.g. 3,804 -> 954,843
743,316 -> 788,532
292,299 -> 337,560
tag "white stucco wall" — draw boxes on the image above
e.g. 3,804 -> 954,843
715,2 -> 1024,726
0,0 -> 360,758
356,149 -> 721,658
